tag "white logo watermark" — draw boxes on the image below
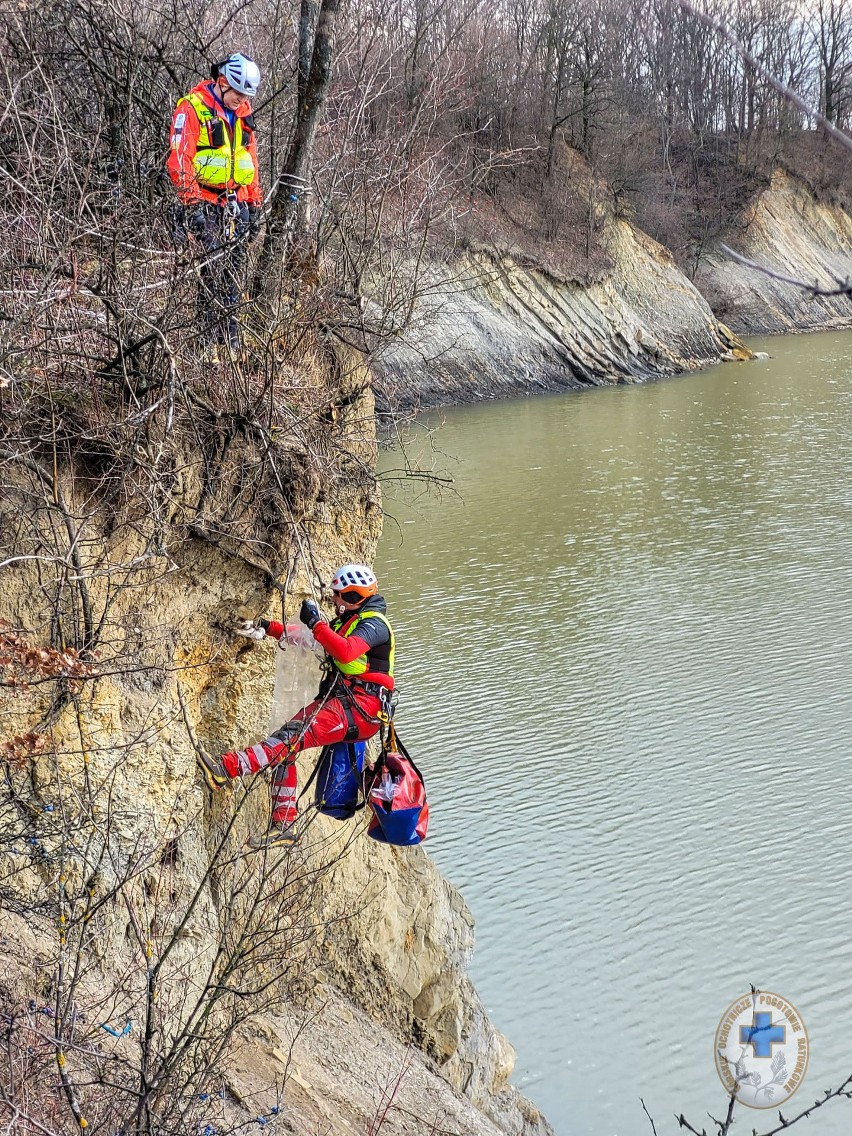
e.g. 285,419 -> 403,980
714,990 -> 809,1108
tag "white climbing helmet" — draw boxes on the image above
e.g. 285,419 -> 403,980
220,53 -> 261,97
331,563 -> 378,600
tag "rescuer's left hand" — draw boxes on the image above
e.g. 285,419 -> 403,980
299,600 -> 322,630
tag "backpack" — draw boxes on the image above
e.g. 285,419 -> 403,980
363,725 -> 428,845
313,741 -> 365,820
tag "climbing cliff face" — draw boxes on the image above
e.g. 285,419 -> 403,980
697,171 -> 852,335
0,352 -> 550,1135
372,217 -> 749,410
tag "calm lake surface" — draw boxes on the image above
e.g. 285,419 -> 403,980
376,331 -> 852,1136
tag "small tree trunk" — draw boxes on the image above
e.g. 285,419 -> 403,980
825,73 -> 836,123
298,0 -> 320,109
256,0 -> 342,290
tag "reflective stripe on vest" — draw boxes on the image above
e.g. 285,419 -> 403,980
181,92 -> 255,189
331,610 -> 395,678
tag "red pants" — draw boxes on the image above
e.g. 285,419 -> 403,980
223,690 -> 383,823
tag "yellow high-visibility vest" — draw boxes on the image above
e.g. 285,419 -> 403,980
331,609 -> 395,678
182,92 -> 255,189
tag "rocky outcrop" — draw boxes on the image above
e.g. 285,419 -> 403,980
697,171 -> 852,334
229,984 -> 546,1136
372,219 -> 748,410
0,362 -> 550,1134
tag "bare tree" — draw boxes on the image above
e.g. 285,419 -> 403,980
810,0 -> 852,126
260,0 -> 345,274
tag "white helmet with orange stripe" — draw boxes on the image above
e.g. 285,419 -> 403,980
331,563 -> 378,604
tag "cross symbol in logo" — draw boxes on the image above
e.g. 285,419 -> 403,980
740,1011 -> 786,1058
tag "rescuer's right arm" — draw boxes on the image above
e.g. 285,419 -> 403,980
234,618 -> 317,650
166,100 -> 203,205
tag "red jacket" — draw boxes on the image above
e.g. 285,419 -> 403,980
166,80 -> 262,206
266,619 -> 395,690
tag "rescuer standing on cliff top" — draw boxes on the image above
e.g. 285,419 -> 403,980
166,53 -> 263,360
197,565 -> 396,849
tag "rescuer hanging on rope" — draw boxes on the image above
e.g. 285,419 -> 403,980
166,53 -> 263,360
196,565 -> 396,849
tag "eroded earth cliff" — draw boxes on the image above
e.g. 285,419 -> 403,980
0,356 -> 550,1135
698,171 -> 852,334
373,216 -> 749,409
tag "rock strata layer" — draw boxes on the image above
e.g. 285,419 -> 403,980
698,171 -> 852,334
373,220 -> 748,409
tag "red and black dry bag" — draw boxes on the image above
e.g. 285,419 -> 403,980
364,725 -> 428,846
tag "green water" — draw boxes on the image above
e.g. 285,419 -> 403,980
376,331 -> 852,1136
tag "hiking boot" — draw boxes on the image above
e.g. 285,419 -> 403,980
196,749 -> 229,792
247,820 -> 300,850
